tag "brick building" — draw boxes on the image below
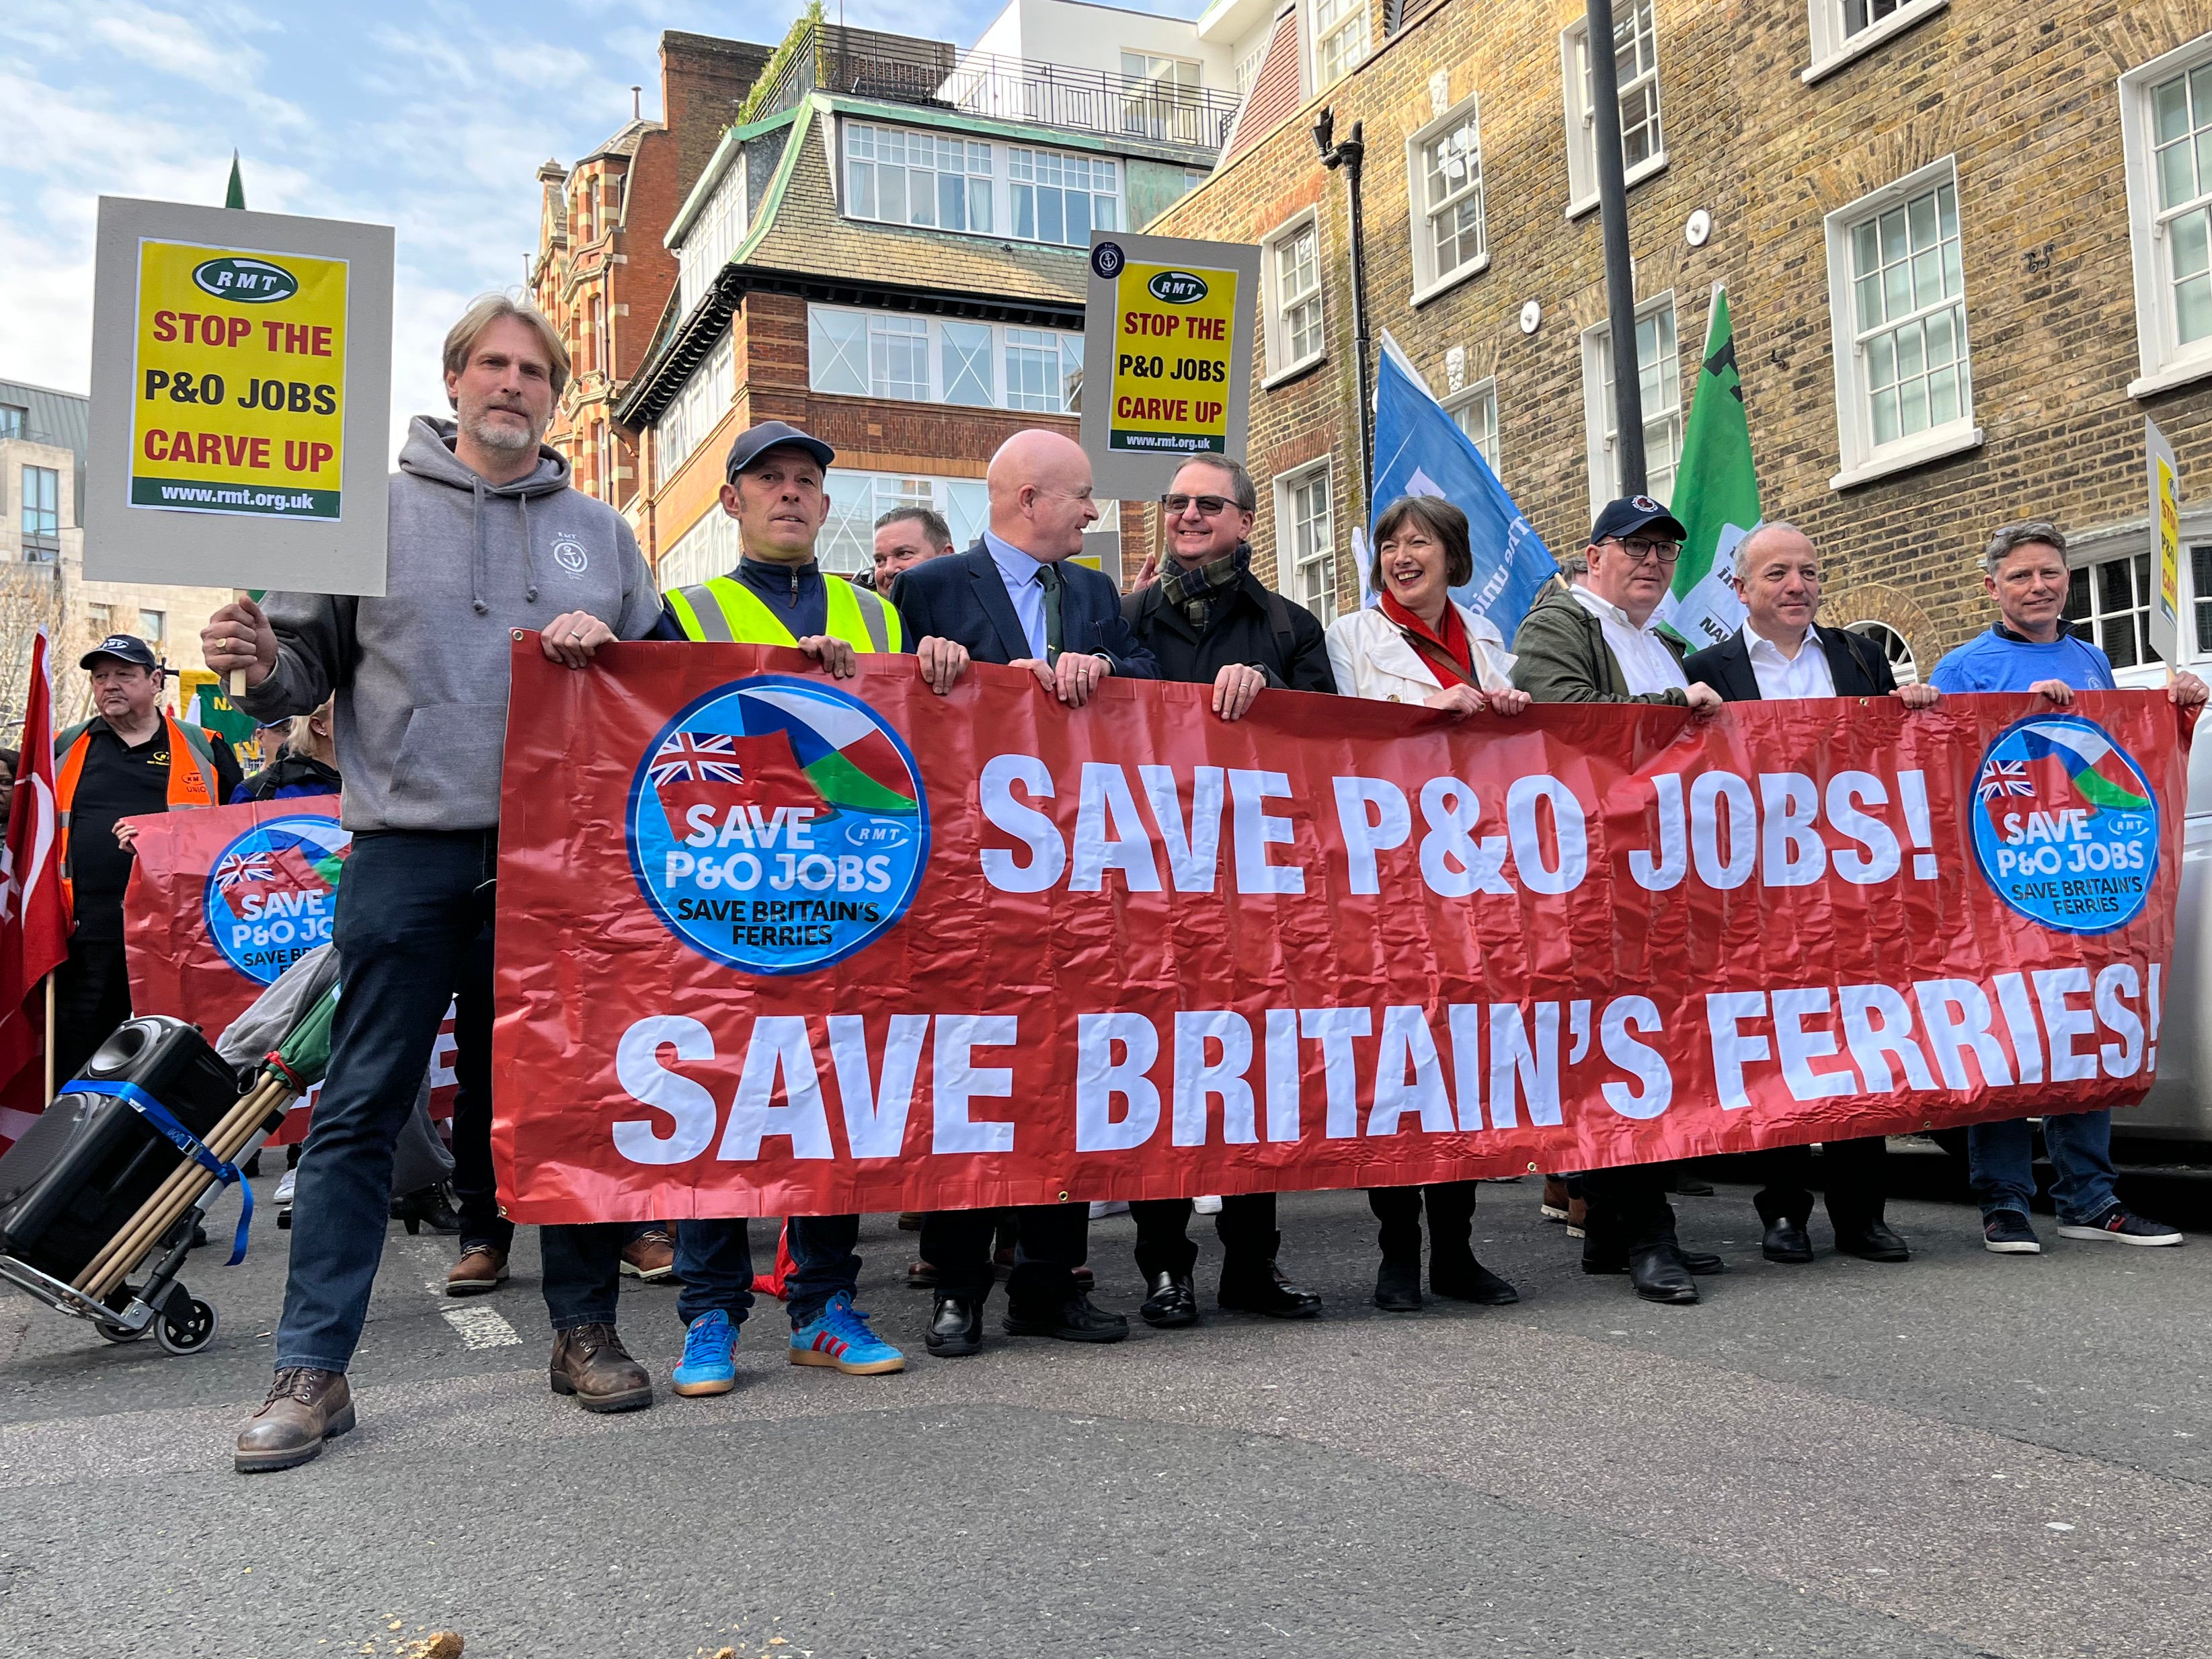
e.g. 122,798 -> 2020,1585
1149,0 -> 2212,685
531,33 -> 774,511
606,5 -> 1238,584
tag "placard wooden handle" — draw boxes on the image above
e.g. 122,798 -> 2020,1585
229,587 -> 249,697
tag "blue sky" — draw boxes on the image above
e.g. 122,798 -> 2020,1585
0,0 -> 1201,456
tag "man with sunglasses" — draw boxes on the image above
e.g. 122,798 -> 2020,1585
1511,496 -> 1723,1306
1114,455 -> 1335,1328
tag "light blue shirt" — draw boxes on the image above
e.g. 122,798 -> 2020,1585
1928,626 -> 2117,695
984,528 -> 1052,659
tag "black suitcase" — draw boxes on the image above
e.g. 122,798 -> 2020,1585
0,1017 -> 239,1284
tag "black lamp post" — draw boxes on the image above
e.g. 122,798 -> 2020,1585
1586,0 -> 1645,494
1313,106 -> 1373,510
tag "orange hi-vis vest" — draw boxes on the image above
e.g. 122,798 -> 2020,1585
55,714 -> 223,911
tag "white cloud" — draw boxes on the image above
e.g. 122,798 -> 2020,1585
1,0 -> 1210,461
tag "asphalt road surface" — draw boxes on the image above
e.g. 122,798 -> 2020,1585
2,1153 -> 2207,1658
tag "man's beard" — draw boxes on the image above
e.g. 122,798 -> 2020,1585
460,401 -> 545,455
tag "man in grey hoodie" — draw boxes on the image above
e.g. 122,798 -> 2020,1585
204,295 -> 666,1473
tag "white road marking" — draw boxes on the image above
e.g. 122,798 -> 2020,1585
440,1306 -> 521,1350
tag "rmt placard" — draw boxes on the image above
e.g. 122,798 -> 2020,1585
1080,229 -> 1258,500
87,196 -> 393,596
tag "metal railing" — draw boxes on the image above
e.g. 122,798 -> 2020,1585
751,24 -> 1237,153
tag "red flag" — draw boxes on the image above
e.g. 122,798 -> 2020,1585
0,631 -> 71,1151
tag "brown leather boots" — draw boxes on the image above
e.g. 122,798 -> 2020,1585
549,1322 -> 653,1412
235,1367 -> 355,1473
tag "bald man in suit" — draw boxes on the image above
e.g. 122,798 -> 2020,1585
890,430 -> 1158,1357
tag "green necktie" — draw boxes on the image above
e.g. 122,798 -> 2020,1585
1036,562 -> 1064,662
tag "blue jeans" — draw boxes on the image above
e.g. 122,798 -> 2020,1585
676,1214 -> 861,1327
1968,1109 -> 2119,1224
274,831 -> 625,1372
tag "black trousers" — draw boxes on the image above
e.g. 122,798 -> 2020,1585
54,934 -> 132,1089
444,931 -> 506,1252
921,1204 -> 1086,1307
1130,1192 -> 1277,1280
1754,1137 -> 1889,1229
1368,1180 -> 1478,1264
1580,1163 -> 1679,1255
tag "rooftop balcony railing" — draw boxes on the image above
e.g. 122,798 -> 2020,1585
750,24 -> 1239,153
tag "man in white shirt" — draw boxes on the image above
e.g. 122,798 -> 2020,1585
1510,496 -> 1721,1305
1684,521 -> 1937,1268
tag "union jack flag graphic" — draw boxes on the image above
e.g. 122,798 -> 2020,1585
648,731 -> 749,789
1977,758 -> 2035,802
214,849 -> 276,890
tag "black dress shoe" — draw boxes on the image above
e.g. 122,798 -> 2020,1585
1832,1219 -> 1911,1262
1140,1270 -> 1199,1327
1374,1258 -> 1423,1312
1002,1293 -> 1129,1343
1629,1244 -> 1700,1305
1431,1256 -> 1519,1305
1218,1262 -> 1322,1319
926,1296 -> 984,1356
1584,1244 -> 1725,1276
1762,1217 -> 1815,1264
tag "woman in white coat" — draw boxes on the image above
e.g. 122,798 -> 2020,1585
1323,494 -> 1530,1313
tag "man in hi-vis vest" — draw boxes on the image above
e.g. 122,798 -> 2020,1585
54,633 -> 240,1085
646,419 -> 953,1393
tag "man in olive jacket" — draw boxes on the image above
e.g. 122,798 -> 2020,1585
1115,456 -> 1331,1329
1509,496 -> 1721,1308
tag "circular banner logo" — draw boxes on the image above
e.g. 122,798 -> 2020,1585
627,674 -> 930,975
1091,240 -> 1124,280
202,813 -> 353,982
1969,713 -> 2160,935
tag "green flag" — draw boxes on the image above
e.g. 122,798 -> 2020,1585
225,152 -> 245,209
179,670 -> 258,749
1657,287 -> 1758,650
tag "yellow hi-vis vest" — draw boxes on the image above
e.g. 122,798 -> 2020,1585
664,573 -> 904,654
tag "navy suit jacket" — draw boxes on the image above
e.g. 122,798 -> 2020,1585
1682,625 -> 1896,703
890,542 -> 1159,678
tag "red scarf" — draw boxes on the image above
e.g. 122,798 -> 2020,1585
1380,590 -> 1474,687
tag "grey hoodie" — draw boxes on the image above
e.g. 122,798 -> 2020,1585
237,416 -> 662,833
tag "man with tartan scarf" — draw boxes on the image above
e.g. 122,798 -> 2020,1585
1115,455 -> 1337,1329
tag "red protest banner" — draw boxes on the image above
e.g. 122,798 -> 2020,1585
491,640 -> 2188,1225
123,798 -> 457,1138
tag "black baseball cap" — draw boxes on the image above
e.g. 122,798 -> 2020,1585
1589,494 -> 1688,547
725,420 -> 835,480
80,634 -> 161,672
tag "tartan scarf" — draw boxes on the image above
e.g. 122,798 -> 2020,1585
1158,544 -> 1250,629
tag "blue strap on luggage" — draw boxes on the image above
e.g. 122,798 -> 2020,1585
55,1080 -> 253,1265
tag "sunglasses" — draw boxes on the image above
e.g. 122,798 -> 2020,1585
1160,493 -> 1239,516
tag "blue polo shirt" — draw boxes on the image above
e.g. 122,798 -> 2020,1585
1928,625 -> 2118,695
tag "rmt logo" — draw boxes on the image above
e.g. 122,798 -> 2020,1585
1146,270 -> 1210,305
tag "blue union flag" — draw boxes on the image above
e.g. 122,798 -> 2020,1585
1370,345 -> 1558,639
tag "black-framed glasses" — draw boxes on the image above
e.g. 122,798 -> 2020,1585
1606,536 -> 1682,567
1160,493 -> 1237,516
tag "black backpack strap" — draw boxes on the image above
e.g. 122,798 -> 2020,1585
1267,590 -> 1295,650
